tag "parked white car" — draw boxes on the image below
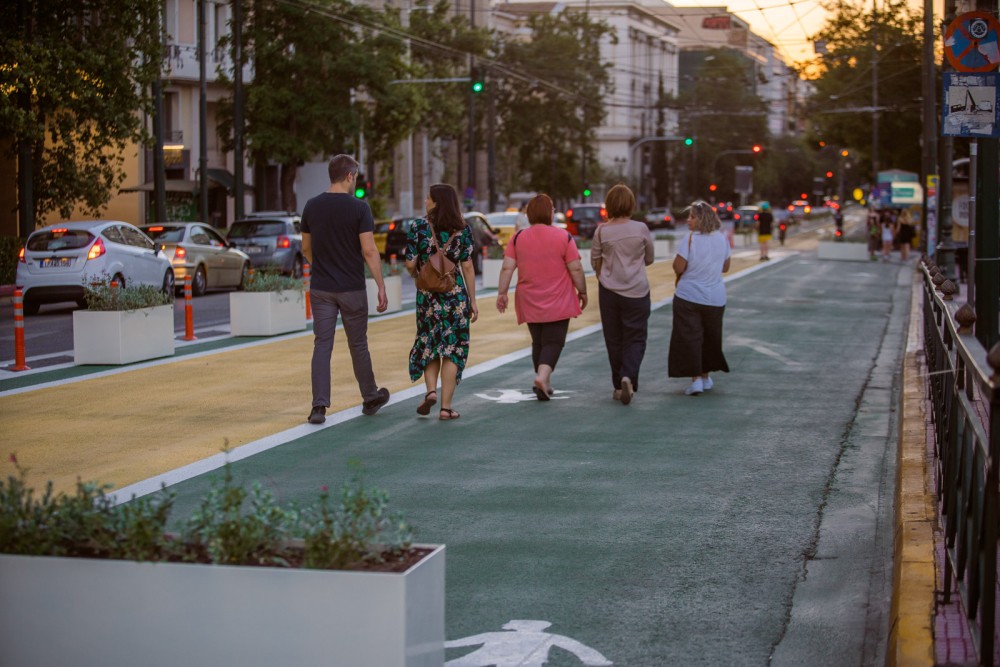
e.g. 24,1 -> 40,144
16,221 -> 175,315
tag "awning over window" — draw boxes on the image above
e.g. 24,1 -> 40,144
119,180 -> 199,194
120,171 -> 252,195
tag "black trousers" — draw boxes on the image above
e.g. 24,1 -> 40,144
527,319 -> 570,371
668,295 -> 729,377
598,284 -> 650,390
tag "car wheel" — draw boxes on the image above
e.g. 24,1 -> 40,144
292,255 -> 303,279
238,262 -> 250,291
162,270 -> 175,296
112,273 -> 126,289
192,266 -> 207,297
23,299 -> 40,316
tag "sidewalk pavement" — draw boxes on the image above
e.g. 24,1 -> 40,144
0,228 -> 948,664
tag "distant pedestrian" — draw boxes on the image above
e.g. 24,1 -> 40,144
405,183 -> 479,421
895,209 -> 914,261
495,194 -> 588,400
756,202 -> 773,261
669,200 -> 731,396
591,184 -> 654,405
867,209 -> 881,260
301,154 -> 390,425
881,212 -> 895,261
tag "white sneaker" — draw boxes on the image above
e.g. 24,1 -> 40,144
684,378 -> 704,396
702,377 -> 713,391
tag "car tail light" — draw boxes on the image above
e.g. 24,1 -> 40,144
175,246 -> 187,259
148,226 -> 164,232
600,207 -> 607,220
19,247 -> 25,263
52,228 -> 68,233
277,235 -> 291,249
388,221 -> 396,231
754,214 -> 759,221
87,238 -> 106,261
787,205 -> 794,211
734,214 -> 741,222
566,208 -> 574,219
664,215 -> 671,223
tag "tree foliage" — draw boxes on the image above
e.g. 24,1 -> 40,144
677,48 -> 768,201
804,0 -> 923,178
0,0 -> 162,221
218,0 -> 423,210
492,9 -> 614,204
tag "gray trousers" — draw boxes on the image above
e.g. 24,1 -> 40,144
310,289 -> 378,408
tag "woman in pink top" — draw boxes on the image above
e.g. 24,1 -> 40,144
496,194 -> 589,400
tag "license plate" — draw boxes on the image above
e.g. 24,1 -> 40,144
245,246 -> 264,254
39,257 -> 73,268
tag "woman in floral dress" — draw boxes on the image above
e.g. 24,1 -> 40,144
404,183 -> 479,420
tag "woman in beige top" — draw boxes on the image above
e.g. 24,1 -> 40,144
590,184 -> 655,405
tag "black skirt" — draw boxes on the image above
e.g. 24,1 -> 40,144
668,296 -> 730,377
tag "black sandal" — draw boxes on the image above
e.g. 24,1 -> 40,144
439,408 -> 460,421
416,390 -> 437,416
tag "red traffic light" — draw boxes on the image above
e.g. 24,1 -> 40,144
826,171 -> 834,178
709,184 -> 718,192
751,144 -> 762,153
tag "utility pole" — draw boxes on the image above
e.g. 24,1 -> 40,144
197,0 -> 209,223
232,0 -> 245,221
871,0 -> 880,187
921,0 -> 937,254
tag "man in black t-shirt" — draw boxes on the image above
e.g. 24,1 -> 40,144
301,154 -> 389,424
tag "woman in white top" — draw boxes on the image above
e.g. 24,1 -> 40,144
668,201 -> 732,396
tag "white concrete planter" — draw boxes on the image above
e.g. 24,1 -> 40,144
653,239 -> 674,259
817,241 -> 871,261
73,304 -> 175,365
230,290 -> 306,336
0,545 -> 445,667
481,259 -> 515,289
366,274 -> 403,316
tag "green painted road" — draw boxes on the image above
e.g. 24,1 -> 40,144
164,254 -> 912,666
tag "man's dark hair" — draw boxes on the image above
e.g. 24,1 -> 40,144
328,154 -> 359,184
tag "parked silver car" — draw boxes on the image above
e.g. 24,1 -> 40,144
226,212 -> 304,277
16,221 -> 174,315
142,223 -> 251,296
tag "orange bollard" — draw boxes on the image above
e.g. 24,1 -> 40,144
303,262 -> 312,321
183,274 -> 197,341
11,289 -> 30,371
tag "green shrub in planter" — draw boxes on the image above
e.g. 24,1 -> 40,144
364,260 -> 405,279
84,275 -> 173,311
0,237 -> 23,286
244,269 -> 305,294
0,453 -> 415,570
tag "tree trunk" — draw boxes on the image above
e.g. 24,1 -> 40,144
280,162 -> 297,212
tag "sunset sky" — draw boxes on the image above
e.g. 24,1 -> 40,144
667,0 -> 935,65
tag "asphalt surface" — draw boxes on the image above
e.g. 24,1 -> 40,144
1,217 -> 915,665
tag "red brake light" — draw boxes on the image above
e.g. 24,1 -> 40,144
780,223 -> 787,230
19,247 -> 25,263
787,205 -> 794,211
51,228 -> 68,233
804,206 -> 812,214
388,222 -> 396,231
277,235 -> 291,249
87,238 -> 106,261
600,207 -> 607,220
566,209 -> 574,219
148,226 -> 164,232
175,246 -> 187,259
664,215 -> 671,223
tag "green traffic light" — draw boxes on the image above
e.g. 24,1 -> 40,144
354,187 -> 366,198
583,188 -> 592,197
684,137 -> 694,146
472,81 -> 484,93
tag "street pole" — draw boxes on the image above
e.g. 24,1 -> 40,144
921,0 -> 937,254
487,68 -> 497,213
973,0 -> 999,348
16,0 -> 34,238
233,0 -> 245,221
150,4 -> 166,224
197,0 -> 209,223
936,0 -> 956,279
467,0 -> 476,210
871,0 -> 880,188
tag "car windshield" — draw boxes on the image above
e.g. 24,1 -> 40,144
487,213 -> 519,227
142,226 -> 186,242
27,229 -> 94,252
571,207 -> 602,221
228,221 -> 284,238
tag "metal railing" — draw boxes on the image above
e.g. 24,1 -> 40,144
920,257 -> 1000,666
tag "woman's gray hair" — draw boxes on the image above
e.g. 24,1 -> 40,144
687,200 -> 721,233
